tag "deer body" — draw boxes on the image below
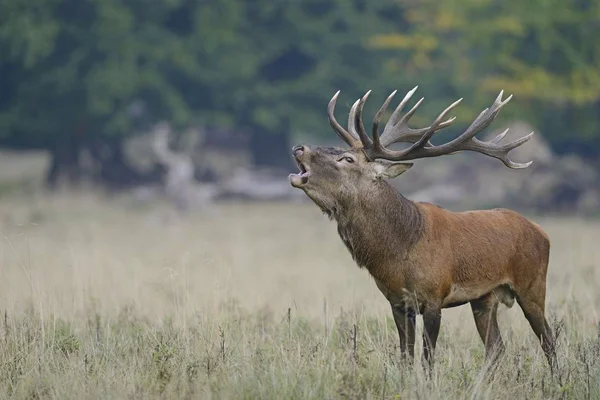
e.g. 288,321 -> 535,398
335,185 -> 549,308
290,87 -> 557,370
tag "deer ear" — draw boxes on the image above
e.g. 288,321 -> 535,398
374,162 -> 413,179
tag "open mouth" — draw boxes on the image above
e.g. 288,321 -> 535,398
289,158 -> 310,187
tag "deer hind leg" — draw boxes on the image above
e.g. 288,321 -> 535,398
390,304 -> 416,362
516,284 -> 557,372
470,293 -> 505,364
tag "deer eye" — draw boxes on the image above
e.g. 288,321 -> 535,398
339,156 -> 354,164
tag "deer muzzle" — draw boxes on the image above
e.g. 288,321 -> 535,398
289,145 -> 310,188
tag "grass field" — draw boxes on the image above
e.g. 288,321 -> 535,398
0,192 -> 599,399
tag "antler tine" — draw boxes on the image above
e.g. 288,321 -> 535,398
352,91 -> 373,148
483,91 -> 513,130
372,90 -> 397,148
402,97 -> 463,153
489,128 -> 509,144
328,91 -> 362,148
445,91 -> 512,147
347,99 -> 361,139
466,131 -> 535,169
379,86 -> 456,148
362,91 -> 534,170
378,87 -> 421,147
387,86 -> 419,127
457,90 -> 512,143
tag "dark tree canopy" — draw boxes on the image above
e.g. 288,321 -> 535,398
0,0 -> 598,187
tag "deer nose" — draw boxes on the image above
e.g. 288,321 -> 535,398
292,145 -> 305,158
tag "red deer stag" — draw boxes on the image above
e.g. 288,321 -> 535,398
289,87 -> 556,370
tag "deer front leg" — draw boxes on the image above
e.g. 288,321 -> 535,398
422,306 -> 442,369
391,304 -> 416,362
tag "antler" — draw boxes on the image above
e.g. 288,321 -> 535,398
328,91 -> 362,148
327,87 -> 534,169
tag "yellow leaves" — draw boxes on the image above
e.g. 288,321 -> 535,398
567,68 -> 600,104
374,1 -> 600,112
481,67 -> 600,105
404,9 -> 421,24
481,75 -> 543,99
432,14 -> 524,36
412,52 -> 433,69
490,16 -> 525,35
368,33 -> 437,52
406,1 -> 525,36
405,7 -> 465,32
432,12 -> 461,31
368,33 -> 436,73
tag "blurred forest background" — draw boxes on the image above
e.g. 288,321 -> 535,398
1,0 -> 599,214
3,2 -> 600,397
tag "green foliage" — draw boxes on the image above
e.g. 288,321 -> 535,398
0,0 -> 598,159
372,0 -> 600,155
0,0 -> 196,147
189,1 -> 401,136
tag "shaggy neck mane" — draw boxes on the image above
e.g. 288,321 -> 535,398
330,179 -> 425,274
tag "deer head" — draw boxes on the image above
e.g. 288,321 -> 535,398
289,87 -> 534,211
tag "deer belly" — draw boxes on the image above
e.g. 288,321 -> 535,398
442,282 -> 515,308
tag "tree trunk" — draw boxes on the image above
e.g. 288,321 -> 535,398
45,140 -> 82,190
